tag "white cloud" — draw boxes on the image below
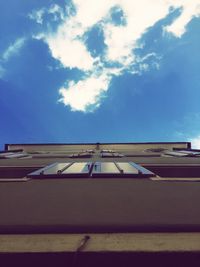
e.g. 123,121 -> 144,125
49,4 -> 65,21
190,135 -> 200,149
46,33 -> 95,71
102,1 -> 171,66
2,38 -> 25,61
29,9 -> 45,24
28,4 -> 66,24
59,72 -> 111,112
33,0 -> 200,112
164,1 -> 200,37
130,53 -> 162,74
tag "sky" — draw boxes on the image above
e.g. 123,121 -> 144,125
0,0 -> 200,149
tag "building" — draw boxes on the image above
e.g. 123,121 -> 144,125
0,142 -> 200,266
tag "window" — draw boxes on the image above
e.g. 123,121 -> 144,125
28,162 -> 92,178
69,152 -> 93,158
27,162 -> 155,179
101,150 -> 114,153
92,162 -> 155,178
0,152 -> 30,159
100,149 -> 124,158
101,152 -> 124,158
164,150 -> 200,157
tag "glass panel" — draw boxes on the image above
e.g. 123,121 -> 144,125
92,162 -> 155,178
101,162 -> 119,173
92,162 -> 120,175
28,162 -> 92,178
101,153 -> 124,158
130,162 -> 156,176
164,151 -> 189,157
28,161 -> 155,179
178,150 -> 200,156
62,162 -> 89,173
0,152 -> 14,157
43,163 -> 70,174
116,162 -> 139,174
0,152 -> 28,159
5,153 -> 27,158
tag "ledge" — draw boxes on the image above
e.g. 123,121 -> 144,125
0,233 -> 200,253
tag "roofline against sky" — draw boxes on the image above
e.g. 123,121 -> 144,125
5,142 -> 191,150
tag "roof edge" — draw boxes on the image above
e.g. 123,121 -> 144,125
5,142 -> 191,150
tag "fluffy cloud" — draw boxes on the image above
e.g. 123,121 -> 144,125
59,72 -> 111,111
34,0 -> 200,112
46,32 -> 95,71
164,0 -> 200,37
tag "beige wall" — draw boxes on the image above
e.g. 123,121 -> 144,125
7,142 -> 189,153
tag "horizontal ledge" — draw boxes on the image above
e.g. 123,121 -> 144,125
0,233 -> 200,253
151,177 -> 200,181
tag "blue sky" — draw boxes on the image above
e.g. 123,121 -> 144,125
0,0 -> 200,149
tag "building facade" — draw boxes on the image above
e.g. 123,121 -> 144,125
0,142 -> 200,266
